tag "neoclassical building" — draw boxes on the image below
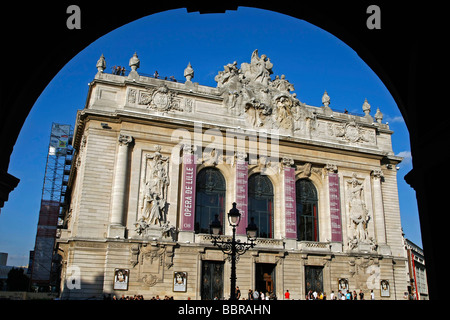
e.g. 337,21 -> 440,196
57,50 -> 408,299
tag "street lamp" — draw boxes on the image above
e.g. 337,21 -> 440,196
209,202 -> 257,300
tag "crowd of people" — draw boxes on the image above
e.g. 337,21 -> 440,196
303,289 -> 375,300
233,287 -> 277,300
102,288 -> 378,300
104,294 -> 176,300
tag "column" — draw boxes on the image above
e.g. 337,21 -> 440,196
371,170 -> 390,254
109,133 -> 133,238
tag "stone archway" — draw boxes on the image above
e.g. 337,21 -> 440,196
0,2 -> 445,299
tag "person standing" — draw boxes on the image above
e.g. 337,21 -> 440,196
284,290 -> 290,300
370,289 -> 375,300
346,290 -> 351,300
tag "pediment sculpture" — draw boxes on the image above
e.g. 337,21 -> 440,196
215,50 -> 305,133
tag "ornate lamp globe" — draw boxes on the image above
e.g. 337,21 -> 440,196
210,214 -> 222,236
227,202 -> 241,227
246,217 -> 258,240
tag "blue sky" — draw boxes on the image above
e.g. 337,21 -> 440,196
0,7 -> 420,267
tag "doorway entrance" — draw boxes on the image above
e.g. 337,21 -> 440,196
305,266 -> 323,296
201,261 -> 224,300
255,263 -> 276,295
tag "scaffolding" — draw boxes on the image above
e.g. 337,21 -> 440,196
30,123 -> 73,290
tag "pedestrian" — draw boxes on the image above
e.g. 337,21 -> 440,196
370,289 -> 375,300
359,289 -> 364,300
248,289 -> 253,300
260,291 -> 265,300
313,290 -> 318,300
253,289 -> 260,300
330,290 -> 335,300
353,290 -> 358,300
346,290 -> 351,300
285,289 -> 290,300
236,286 -> 241,300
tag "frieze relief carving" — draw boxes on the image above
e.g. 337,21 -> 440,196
130,243 -> 174,287
133,84 -> 190,112
328,120 -> 376,144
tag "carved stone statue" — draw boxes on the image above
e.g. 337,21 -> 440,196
140,146 -> 169,226
272,75 -> 294,93
214,50 -> 302,132
241,49 -> 273,86
274,96 -> 293,130
347,173 -> 370,245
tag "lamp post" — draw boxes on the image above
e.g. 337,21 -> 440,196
210,202 -> 258,300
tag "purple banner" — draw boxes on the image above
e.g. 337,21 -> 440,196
284,167 -> 297,239
329,172 -> 343,242
235,160 -> 248,235
180,154 -> 196,231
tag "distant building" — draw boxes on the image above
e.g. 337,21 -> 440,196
0,252 -> 7,266
57,51 -> 408,300
405,238 -> 428,300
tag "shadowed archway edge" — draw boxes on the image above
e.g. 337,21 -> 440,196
0,1 -> 446,299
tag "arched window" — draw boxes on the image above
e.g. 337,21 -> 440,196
248,173 -> 274,238
296,179 -> 319,241
195,167 -> 226,234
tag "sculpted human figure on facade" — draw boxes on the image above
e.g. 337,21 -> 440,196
214,50 -> 300,132
274,96 -> 294,130
272,75 -> 294,93
140,146 -> 170,226
347,173 -> 370,247
241,50 -> 274,86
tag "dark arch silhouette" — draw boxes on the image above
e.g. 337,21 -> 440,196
0,2 -> 445,299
